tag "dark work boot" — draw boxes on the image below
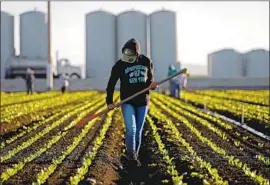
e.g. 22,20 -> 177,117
125,151 -> 141,168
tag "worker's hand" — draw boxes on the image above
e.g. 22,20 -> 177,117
150,81 -> 159,90
107,104 -> 115,110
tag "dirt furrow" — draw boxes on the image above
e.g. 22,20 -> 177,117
153,101 -> 256,185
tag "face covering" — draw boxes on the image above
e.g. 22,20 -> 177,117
121,48 -> 137,63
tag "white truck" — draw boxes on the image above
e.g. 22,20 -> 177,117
5,56 -> 82,80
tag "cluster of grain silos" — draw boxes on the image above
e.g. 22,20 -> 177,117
1,11 -> 15,78
85,9 -> 177,80
208,48 -> 269,78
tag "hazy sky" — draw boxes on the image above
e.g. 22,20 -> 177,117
1,1 -> 269,67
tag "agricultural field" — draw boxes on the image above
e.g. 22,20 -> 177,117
0,90 -> 269,185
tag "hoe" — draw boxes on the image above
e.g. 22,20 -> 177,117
59,68 -> 187,134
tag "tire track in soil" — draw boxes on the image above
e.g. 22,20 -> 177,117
159,98 -> 270,168
153,101 -> 256,185
79,111 -> 125,185
5,108 -> 105,185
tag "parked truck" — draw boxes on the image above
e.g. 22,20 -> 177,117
5,55 -> 82,80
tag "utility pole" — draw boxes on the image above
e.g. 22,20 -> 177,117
46,0 -> 53,90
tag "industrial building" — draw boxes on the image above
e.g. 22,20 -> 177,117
1,8 -> 269,83
85,9 -> 177,82
20,10 -> 48,59
208,48 -> 270,78
85,10 -> 116,79
208,49 -> 244,78
1,11 -> 14,78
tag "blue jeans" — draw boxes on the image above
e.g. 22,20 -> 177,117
121,104 -> 149,155
170,81 -> 181,98
26,83 -> 34,95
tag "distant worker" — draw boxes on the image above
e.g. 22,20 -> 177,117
168,64 -> 189,99
179,70 -> 189,99
168,64 -> 179,98
60,73 -> 69,94
25,68 -> 35,95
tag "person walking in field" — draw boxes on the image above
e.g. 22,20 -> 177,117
25,68 -> 35,95
60,73 -> 69,94
106,38 -> 158,167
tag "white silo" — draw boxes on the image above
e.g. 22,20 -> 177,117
208,49 -> 244,78
1,11 -> 14,78
244,49 -> 270,78
20,10 -> 48,59
150,10 -> 177,82
85,10 -> 116,79
117,10 -> 147,59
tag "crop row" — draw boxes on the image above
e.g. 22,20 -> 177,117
1,91 -> 99,123
154,93 -> 270,165
182,92 -> 269,125
152,94 -> 269,185
193,90 -> 269,106
0,95 -> 107,183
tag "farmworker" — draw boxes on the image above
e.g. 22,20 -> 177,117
168,64 -> 180,98
60,73 -> 69,94
178,70 -> 189,99
167,65 -> 189,99
106,38 -> 158,167
25,68 -> 35,95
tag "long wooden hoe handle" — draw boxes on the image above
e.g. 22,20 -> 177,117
60,68 -> 187,133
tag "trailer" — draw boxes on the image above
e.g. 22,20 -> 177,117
5,56 -> 82,80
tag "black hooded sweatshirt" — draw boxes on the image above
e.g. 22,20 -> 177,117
106,54 -> 154,107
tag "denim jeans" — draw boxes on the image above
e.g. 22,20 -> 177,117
26,83 -> 34,95
170,81 -> 181,98
121,103 -> 149,155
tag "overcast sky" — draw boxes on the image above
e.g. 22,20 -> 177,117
1,1 -> 269,67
